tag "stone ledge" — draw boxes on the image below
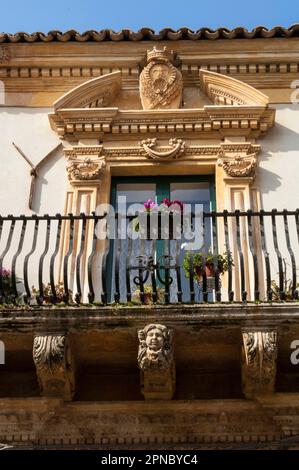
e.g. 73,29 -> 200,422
0,303 -> 299,332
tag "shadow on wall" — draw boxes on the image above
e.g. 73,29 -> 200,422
31,148 -> 63,213
261,119 -> 299,153
256,117 -> 299,196
255,164 -> 282,195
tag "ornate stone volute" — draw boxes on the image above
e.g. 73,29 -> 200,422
138,324 -> 175,399
33,333 -> 75,401
139,47 -> 183,110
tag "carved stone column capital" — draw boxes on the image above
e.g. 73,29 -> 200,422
217,150 -> 257,178
138,324 -> 175,399
242,329 -> 277,399
33,333 -> 75,401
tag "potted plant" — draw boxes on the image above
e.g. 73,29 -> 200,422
0,267 -> 22,303
134,198 -> 184,233
271,279 -> 299,301
132,285 -> 165,304
183,250 -> 232,287
32,281 -> 72,304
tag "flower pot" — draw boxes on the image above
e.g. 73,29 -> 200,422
195,264 -> 215,281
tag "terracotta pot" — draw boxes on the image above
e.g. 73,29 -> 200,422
195,264 -> 215,280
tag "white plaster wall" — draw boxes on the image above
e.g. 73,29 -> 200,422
257,104 -> 299,211
0,108 -> 66,216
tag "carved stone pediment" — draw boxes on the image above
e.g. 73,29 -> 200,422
139,47 -> 183,110
217,151 -> 257,177
200,69 -> 270,106
53,71 -> 121,111
139,137 -> 185,160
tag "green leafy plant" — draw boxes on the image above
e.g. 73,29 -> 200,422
271,279 -> 299,301
0,267 -> 22,303
183,250 -> 232,282
32,281 -> 72,304
132,285 -> 165,304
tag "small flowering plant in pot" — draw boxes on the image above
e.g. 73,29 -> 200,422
183,250 -> 232,283
0,267 -> 22,303
134,198 -> 184,233
32,281 -> 72,304
132,285 -> 165,304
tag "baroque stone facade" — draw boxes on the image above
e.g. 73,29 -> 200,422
1,26 -> 299,450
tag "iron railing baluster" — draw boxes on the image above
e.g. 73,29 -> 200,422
247,210 -> 260,301
271,209 -> 284,300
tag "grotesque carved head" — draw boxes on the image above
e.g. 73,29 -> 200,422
138,323 -> 173,370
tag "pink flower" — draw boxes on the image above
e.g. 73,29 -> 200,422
0,267 -> 11,277
143,199 -> 157,211
162,198 -> 171,207
171,199 -> 184,211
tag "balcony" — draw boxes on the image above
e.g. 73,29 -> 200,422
0,209 -> 298,307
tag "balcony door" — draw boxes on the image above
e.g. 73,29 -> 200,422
108,175 -> 215,303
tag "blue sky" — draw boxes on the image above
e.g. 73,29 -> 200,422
0,0 -> 298,33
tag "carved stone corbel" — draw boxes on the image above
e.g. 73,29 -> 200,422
217,150 -> 257,178
33,333 -> 75,401
138,324 -> 175,399
242,330 -> 277,399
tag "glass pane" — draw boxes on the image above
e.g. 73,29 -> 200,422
170,182 -> 211,206
116,183 -> 156,206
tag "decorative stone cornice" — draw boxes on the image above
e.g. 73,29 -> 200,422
49,106 -> 275,140
33,333 -> 75,401
242,329 -> 277,399
217,151 -> 257,177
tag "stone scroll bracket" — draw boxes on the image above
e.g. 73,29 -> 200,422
138,324 -> 175,400
33,333 -> 75,401
241,329 -> 277,399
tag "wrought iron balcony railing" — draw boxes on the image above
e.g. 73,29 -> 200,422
0,209 -> 298,306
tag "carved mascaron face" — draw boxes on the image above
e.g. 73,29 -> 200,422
149,63 -> 171,94
145,327 -> 164,351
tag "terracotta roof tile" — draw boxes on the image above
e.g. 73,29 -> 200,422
1,25 -> 299,43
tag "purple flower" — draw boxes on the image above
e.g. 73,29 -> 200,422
0,267 -> 11,277
143,199 -> 157,211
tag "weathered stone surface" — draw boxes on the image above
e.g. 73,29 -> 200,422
33,333 -> 75,401
138,324 -> 175,400
242,329 -> 277,399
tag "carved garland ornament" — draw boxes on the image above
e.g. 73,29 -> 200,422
67,157 -> 106,181
217,150 -> 257,177
139,47 -> 183,110
139,138 -> 185,160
